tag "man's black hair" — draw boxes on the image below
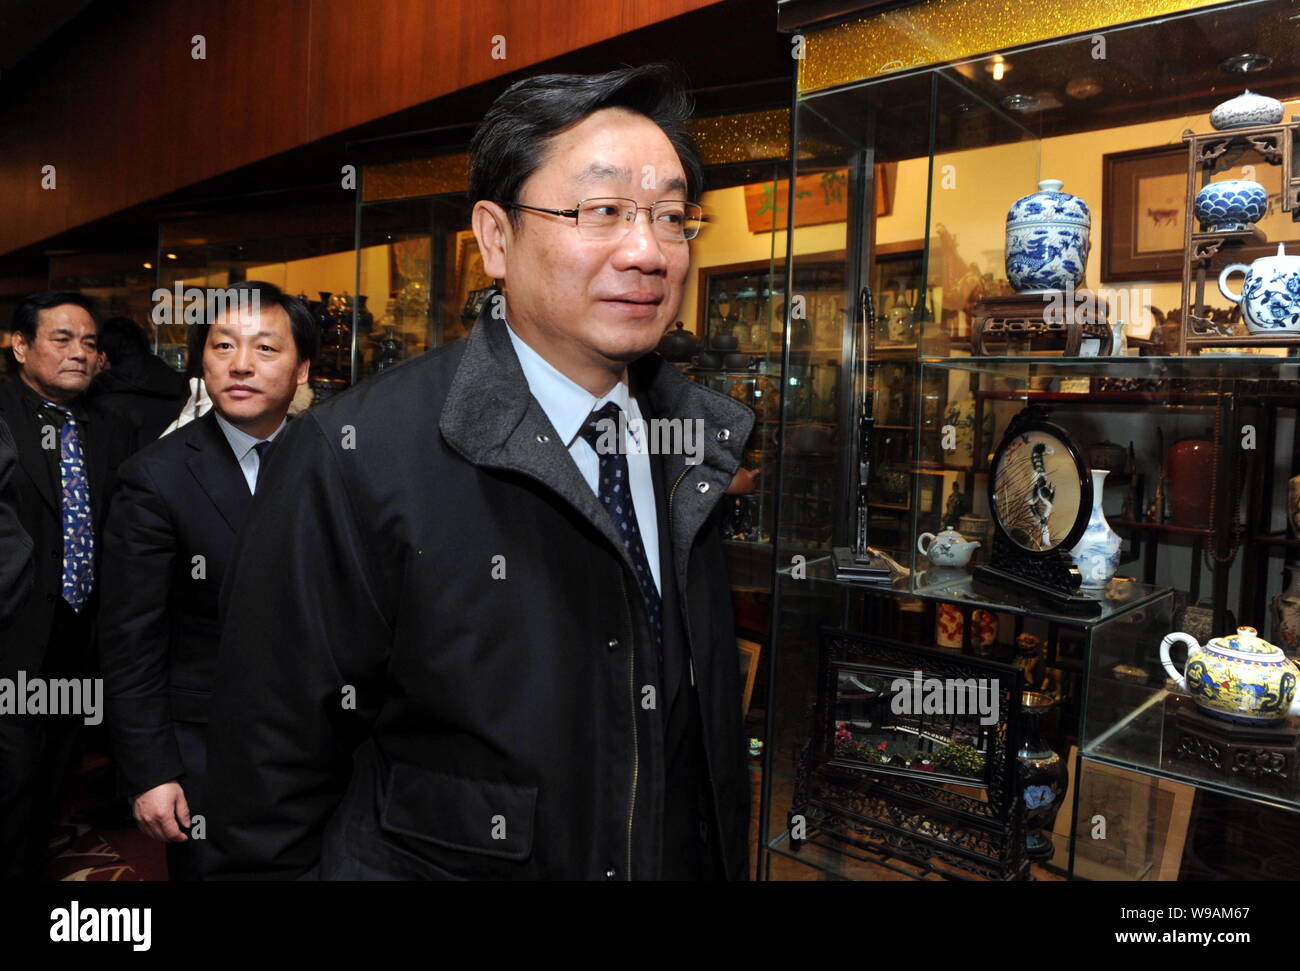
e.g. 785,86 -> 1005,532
98,316 -> 152,366
186,281 -> 319,378
468,63 -> 702,230
11,291 -> 100,341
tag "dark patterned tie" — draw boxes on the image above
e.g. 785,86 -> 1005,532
252,439 -> 273,489
578,401 -> 663,668
44,401 -> 94,611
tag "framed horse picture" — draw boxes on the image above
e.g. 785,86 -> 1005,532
1101,145 -> 1187,282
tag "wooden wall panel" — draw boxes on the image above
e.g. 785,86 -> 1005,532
0,0 -> 720,258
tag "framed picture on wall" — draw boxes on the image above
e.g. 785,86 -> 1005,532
1101,145 -> 1187,281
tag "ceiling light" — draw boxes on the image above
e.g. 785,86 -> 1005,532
142,262 -> 153,269
1220,53 -> 1272,74
1001,93 -> 1037,111
166,252 -> 178,260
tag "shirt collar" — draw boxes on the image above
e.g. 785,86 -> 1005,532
213,409 -> 285,462
505,323 -> 630,447
19,377 -> 89,422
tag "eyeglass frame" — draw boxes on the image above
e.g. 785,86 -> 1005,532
503,196 -> 706,241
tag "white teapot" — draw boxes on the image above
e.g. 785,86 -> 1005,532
917,528 -> 980,568
1219,244 -> 1300,334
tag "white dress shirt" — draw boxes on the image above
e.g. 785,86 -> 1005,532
213,411 -> 286,495
506,323 -> 662,595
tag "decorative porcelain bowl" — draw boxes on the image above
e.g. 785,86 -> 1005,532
1160,626 -> 1300,724
1219,243 -> 1300,333
1005,179 -> 1091,293
917,528 -> 980,568
1194,179 -> 1267,232
1210,89 -> 1285,131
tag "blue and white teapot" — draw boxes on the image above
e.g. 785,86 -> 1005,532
1219,243 -> 1300,334
1005,179 -> 1091,294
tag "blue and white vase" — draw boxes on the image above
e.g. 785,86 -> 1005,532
1070,469 -> 1121,590
1194,179 -> 1267,232
1210,90 -> 1284,131
1219,244 -> 1300,334
1005,179 -> 1091,294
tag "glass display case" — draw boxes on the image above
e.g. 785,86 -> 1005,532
761,0 -> 1300,881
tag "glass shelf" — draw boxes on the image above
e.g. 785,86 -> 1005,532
924,355 -> 1300,381
779,555 -> 1171,626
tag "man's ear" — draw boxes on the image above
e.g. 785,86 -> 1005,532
10,331 -> 29,365
472,201 -> 512,281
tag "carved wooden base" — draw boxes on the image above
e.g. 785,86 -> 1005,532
972,292 -> 1112,356
1161,695 -> 1300,792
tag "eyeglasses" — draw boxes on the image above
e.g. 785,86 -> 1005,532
506,197 -> 705,242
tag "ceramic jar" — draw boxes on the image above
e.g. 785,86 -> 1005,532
917,528 -> 980,567
1069,469 -> 1122,590
1005,179 -> 1091,294
1219,244 -> 1300,334
1210,89 -> 1285,130
1160,626 -> 1300,724
1017,692 -> 1068,862
1272,569 -> 1300,657
658,321 -> 698,362
1195,179 -> 1267,232
1166,439 -> 1216,528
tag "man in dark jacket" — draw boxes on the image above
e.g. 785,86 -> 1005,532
98,283 -> 315,881
0,291 -> 130,879
89,316 -> 189,452
204,64 -> 754,880
0,416 -> 34,630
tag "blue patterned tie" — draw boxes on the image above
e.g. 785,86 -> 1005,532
578,402 -> 663,667
44,401 -> 94,611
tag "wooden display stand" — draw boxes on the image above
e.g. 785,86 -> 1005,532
1161,693 -> 1300,791
1179,118 -> 1300,353
971,292 -> 1112,356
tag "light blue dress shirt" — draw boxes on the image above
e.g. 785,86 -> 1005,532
506,323 -> 662,596
213,411 -> 286,495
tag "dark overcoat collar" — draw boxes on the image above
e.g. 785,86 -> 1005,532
439,294 -> 755,581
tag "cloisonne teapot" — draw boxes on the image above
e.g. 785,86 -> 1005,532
1160,626 -> 1300,724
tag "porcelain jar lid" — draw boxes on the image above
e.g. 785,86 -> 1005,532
1007,179 -> 1091,227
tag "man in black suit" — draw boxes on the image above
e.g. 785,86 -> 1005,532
98,282 -> 315,880
0,416 -> 34,630
205,65 -> 755,880
0,291 -> 130,879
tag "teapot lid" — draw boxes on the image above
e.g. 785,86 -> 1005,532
1213,626 -> 1280,656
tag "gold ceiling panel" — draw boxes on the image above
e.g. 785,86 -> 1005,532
362,152 -> 471,202
798,0 -> 1237,94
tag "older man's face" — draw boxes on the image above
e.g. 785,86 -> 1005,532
483,107 -> 692,372
13,303 -> 98,403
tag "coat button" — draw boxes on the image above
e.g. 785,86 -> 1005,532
695,481 -> 709,494
716,428 -> 730,441
536,433 -> 550,444
607,637 -> 619,651
605,866 -> 616,880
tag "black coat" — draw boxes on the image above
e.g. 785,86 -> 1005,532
98,411 -> 254,799
204,306 -> 755,880
0,377 -> 129,677
0,416 -> 34,631
89,354 -> 189,454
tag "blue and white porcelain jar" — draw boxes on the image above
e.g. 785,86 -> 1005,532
1219,244 -> 1300,334
1070,469 -> 1121,590
1005,179 -> 1091,293
1194,179 -> 1267,232
1210,90 -> 1285,131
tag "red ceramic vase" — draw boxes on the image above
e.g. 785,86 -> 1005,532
1166,439 -> 1216,528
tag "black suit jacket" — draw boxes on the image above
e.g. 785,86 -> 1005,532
0,376 -> 128,677
204,304 -> 755,881
98,411 -> 254,797
0,415 -> 34,630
